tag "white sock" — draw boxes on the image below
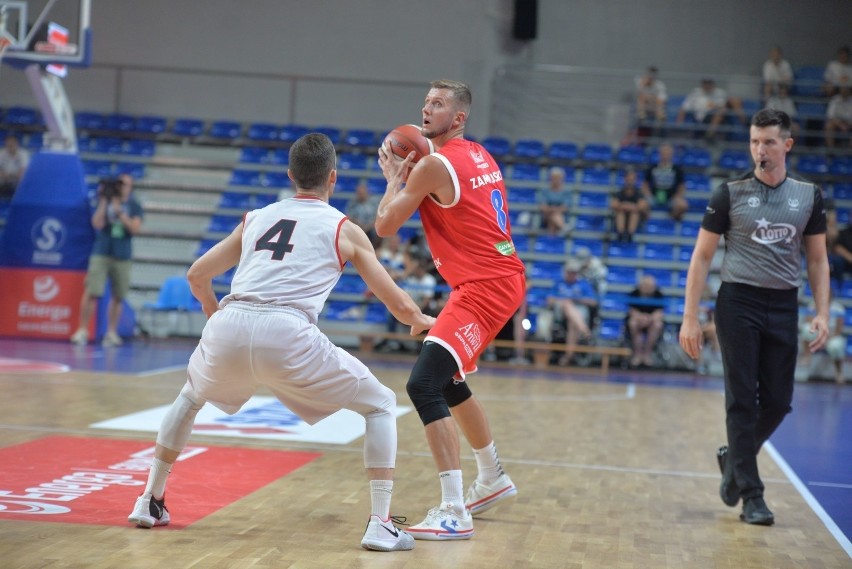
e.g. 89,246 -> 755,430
473,441 -> 504,483
370,479 -> 393,520
439,470 -> 464,512
144,458 -> 172,499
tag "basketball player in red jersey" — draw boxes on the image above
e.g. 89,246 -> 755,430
376,79 -> 526,540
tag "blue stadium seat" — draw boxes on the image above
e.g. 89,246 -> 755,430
269,148 -> 289,165
512,163 -> 542,181
208,215 -> 241,233
678,246 -> 694,262
213,267 -> 236,287
573,214 -> 607,232
239,146 -> 269,164
91,137 -> 123,154
526,286 -> 552,309
338,152 -> 369,170
797,102 -> 828,119
195,239 -> 218,257
833,183 -> 852,200
210,120 -> 242,139
680,220 -> 701,237
254,193 -> 277,208
481,136 -> 512,158
366,177 -> 386,194
229,169 -> 262,187
329,198 -> 347,211
314,126 -> 342,145
684,173 -> 711,192
345,129 -> 378,148
598,319 -> 624,342
608,242 -> 639,259
793,66 -> 825,98
606,266 -> 638,285
75,111 -> 105,130
5,106 -> 39,126
334,273 -> 368,294
581,143 -> 613,163
533,235 -> 566,255
263,172 -> 290,188
615,145 -> 647,166
24,132 -> 43,150
323,301 -> 364,322
530,261 -> 563,282
143,276 -> 200,312
797,154 -> 828,175
571,239 -> 604,258
171,118 -> 204,137
577,192 -> 609,209
548,141 -> 579,161
512,234 -> 529,252
829,156 -> 852,176
581,167 -> 611,186
643,219 -> 676,236
218,192 -> 253,210
600,294 -> 628,313
509,187 -> 537,203
643,243 -> 675,261
82,160 -> 113,177
280,124 -> 310,144
718,149 -> 749,171
336,175 -> 360,192
247,122 -> 279,141
135,115 -> 167,134
124,139 -> 156,157
677,271 -> 689,287
105,113 -> 136,132
680,147 -> 712,168
514,139 -> 545,159
365,302 -> 388,323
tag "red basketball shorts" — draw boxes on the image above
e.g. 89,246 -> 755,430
424,271 -> 525,380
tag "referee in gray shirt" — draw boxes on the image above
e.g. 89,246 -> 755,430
679,109 -> 831,526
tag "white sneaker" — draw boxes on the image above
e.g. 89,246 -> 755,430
102,331 -> 123,347
70,329 -> 88,345
406,502 -> 474,541
360,515 -> 415,551
465,474 -> 517,516
128,493 -> 170,528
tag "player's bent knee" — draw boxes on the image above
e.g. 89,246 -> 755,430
406,342 -> 459,426
444,380 -> 472,408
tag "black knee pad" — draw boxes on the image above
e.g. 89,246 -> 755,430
406,341 -> 459,426
444,378 -> 472,408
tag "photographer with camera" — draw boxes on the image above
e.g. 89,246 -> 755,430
70,173 -> 144,346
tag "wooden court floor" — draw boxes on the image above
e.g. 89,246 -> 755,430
0,357 -> 849,569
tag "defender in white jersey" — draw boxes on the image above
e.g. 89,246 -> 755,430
128,134 -> 434,552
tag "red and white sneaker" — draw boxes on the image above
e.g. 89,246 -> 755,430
464,474 -> 517,516
406,502 -> 474,541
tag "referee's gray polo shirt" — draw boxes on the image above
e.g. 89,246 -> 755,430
701,172 -> 827,289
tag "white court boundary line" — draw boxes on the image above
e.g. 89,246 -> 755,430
477,383 -> 636,402
765,442 -> 852,558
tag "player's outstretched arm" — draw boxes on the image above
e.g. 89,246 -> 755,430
339,220 -> 435,335
187,222 -> 243,317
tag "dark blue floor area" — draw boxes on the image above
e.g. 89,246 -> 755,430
0,337 -> 850,551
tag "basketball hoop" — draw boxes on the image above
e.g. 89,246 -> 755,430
0,37 -> 10,78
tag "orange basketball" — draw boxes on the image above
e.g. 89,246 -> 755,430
383,124 -> 433,165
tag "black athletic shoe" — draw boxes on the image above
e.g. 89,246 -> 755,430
740,496 -> 774,526
717,446 -> 740,507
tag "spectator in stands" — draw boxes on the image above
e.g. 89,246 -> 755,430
537,166 -> 572,235
376,234 -> 408,281
765,84 -> 800,136
823,45 -> 851,97
761,46 -> 794,101
539,258 -> 597,366
626,274 -> 665,368
641,143 -> 688,221
634,66 -> 667,123
70,174 -> 144,347
345,181 -> 380,246
574,245 -> 608,298
377,258 -> 438,353
611,169 -> 649,242
825,86 -> 852,149
799,290 -> 846,384
676,78 -> 746,141
830,222 -> 852,291
0,133 -> 30,198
